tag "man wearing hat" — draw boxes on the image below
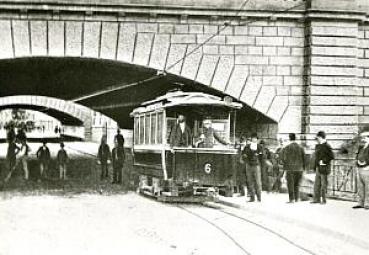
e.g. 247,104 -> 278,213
353,128 -> 369,209
312,131 -> 334,204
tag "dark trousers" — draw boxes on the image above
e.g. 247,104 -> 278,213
261,160 -> 272,191
313,171 -> 328,202
286,171 -> 303,201
100,163 -> 109,180
113,165 -> 122,183
246,164 -> 262,201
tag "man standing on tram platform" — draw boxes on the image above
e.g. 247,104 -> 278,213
242,133 -> 263,202
169,114 -> 192,147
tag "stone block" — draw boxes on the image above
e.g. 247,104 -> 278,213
219,26 -> 233,35
291,27 -> 304,37
181,44 -> 202,80
267,96 -> 289,122
277,27 -> 291,37
100,22 -> 119,60
277,66 -> 290,75
256,37 -> 284,46
310,86 -> 360,96
249,66 -> 263,75
197,35 -> 225,44
283,76 -> 304,86
263,27 -> 277,36
211,55 -> 234,92
269,56 -> 304,66
171,34 -> 196,44
240,76 -> 262,106
235,46 -> 248,55
204,25 -> 218,34
203,45 -> 218,54
137,23 -> 158,33
283,37 -> 305,47
65,21 -> 83,57
311,36 -> 357,47
48,21 -> 64,56
278,106 -> 302,133
248,46 -> 263,55
196,55 -> 219,86
117,26 -> 136,62
83,21 -> 100,58
165,44 -> 187,74
263,76 -> 283,86
149,34 -> 170,70
311,46 -> 357,57
277,47 -> 291,56
309,106 -> 359,115
226,35 -> 254,45
159,24 -> 174,33
263,66 -> 276,75
248,26 -> 263,36
0,20 -> 12,58
309,115 -> 357,125
262,46 -> 277,56
307,125 -> 357,135
189,24 -> 203,34
291,66 -> 304,75
235,55 -> 268,65
310,66 -> 358,76
174,24 -> 189,34
309,96 -> 356,105
219,45 -> 234,54
13,20 -> 30,57
311,26 -> 357,37
311,56 -> 356,66
225,65 -> 249,96
291,47 -> 304,56
253,86 -> 276,114
234,26 -> 248,35
365,69 -> 369,78
30,21 -> 47,56
358,58 -> 369,68
310,76 -> 357,86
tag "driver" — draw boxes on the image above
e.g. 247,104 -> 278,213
195,118 -> 228,148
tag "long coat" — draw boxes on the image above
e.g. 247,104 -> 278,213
281,142 -> 306,171
169,123 -> 192,147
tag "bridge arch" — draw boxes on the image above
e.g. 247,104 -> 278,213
0,95 -> 118,142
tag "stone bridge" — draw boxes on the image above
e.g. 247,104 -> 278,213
0,96 -> 118,142
0,0 -> 369,151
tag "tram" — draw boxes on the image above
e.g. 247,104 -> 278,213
130,90 -> 242,202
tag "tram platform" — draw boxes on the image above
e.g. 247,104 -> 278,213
216,191 -> 369,247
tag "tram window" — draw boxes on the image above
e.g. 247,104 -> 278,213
134,117 -> 139,145
145,114 -> 150,144
150,113 -> 156,144
166,117 -> 176,144
157,112 -> 163,144
139,116 -> 145,144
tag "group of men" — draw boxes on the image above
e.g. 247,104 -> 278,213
5,127 -> 69,181
97,129 -> 127,186
239,131 -> 335,204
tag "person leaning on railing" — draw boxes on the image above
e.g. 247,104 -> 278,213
353,130 -> 369,210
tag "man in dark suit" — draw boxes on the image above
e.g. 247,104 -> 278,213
242,133 -> 263,202
312,131 -> 334,204
282,133 -> 306,203
169,114 -> 192,147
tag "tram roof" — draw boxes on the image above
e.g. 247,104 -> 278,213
130,90 -> 242,115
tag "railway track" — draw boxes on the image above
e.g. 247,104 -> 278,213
176,204 -> 317,255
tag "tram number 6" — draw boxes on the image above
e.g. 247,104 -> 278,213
204,163 -> 212,174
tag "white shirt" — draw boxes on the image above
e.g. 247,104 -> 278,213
179,122 -> 185,133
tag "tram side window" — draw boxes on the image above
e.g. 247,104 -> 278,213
166,117 -> 176,144
150,113 -> 156,144
157,112 -> 163,144
139,116 -> 145,144
134,117 -> 139,145
145,114 -> 150,144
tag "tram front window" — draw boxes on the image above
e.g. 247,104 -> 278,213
195,118 -> 229,148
